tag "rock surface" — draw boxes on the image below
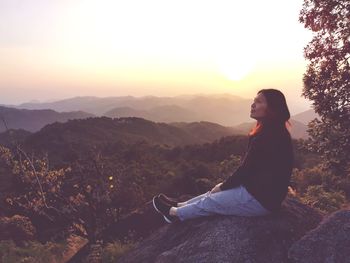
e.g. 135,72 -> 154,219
288,208 -> 350,263
117,197 -> 324,263
101,194 -> 195,243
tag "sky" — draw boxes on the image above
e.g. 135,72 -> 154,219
0,0 -> 314,114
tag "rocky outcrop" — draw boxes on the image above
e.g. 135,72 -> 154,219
117,197 -> 324,263
288,208 -> 350,263
101,194 -> 195,243
68,194 -> 194,262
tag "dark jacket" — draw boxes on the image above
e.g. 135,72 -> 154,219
219,125 -> 294,212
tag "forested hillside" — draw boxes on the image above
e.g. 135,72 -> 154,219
0,115 -> 347,262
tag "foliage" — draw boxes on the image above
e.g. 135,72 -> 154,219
63,150 -> 145,241
219,154 -> 242,178
0,215 -> 36,245
1,136 -> 247,243
291,162 -> 350,192
101,240 -> 136,262
299,0 -> 350,177
1,144 -> 79,241
300,185 -> 346,213
2,113 -> 348,258
1,143 -> 141,242
290,162 -> 349,212
0,239 -> 66,263
293,138 -> 322,169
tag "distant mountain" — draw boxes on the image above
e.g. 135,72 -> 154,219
23,116 -> 239,150
289,119 -> 309,139
13,94 -> 253,126
232,118 -> 309,139
105,105 -> 199,122
169,121 -> 242,142
0,103 -> 18,108
19,116 -> 242,166
16,96 -> 124,115
8,94 -> 316,131
104,106 -> 151,118
231,107 -> 320,140
292,109 -> 320,125
15,115 -> 309,168
0,106 -> 95,132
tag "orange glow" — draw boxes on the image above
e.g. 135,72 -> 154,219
0,0 -> 313,107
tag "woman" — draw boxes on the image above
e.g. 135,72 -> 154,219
153,88 -> 295,223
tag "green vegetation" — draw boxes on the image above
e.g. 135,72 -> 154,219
0,128 -> 254,260
0,239 -> 66,263
101,240 -> 136,262
299,0 -> 350,178
0,107 -> 349,261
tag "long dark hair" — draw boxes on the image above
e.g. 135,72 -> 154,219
248,89 -> 292,137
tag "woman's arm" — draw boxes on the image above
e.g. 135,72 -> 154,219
219,135 -> 266,191
219,165 -> 248,191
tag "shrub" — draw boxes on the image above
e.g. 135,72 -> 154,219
300,185 -> 346,213
0,215 -> 36,246
0,239 -> 66,263
101,240 -> 135,262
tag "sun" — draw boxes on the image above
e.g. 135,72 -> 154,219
217,60 -> 254,81
214,54 -> 255,81
211,39 -> 257,82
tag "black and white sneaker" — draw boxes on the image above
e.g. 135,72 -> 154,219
158,193 -> 179,207
152,195 -> 179,223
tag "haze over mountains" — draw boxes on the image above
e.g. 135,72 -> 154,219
0,106 -> 94,132
0,94 -> 320,140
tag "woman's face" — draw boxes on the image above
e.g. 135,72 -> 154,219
250,92 -> 268,120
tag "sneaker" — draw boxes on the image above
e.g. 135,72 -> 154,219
158,193 -> 179,207
152,195 -> 179,223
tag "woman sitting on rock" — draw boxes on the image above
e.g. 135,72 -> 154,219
153,88 -> 295,223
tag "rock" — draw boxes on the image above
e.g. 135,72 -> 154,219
117,197 -> 324,263
60,235 -> 88,263
101,194 -> 194,243
288,208 -> 350,263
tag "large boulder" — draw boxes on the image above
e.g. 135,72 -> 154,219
101,194 -> 195,243
117,196 -> 324,263
288,208 -> 350,263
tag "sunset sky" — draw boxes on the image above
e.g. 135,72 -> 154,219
0,0 -> 314,114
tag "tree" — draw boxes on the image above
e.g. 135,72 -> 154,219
0,144 -> 138,243
299,0 -> 350,177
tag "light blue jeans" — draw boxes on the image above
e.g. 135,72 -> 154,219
176,185 -> 271,221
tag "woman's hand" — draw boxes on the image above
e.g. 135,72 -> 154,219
210,182 -> 223,194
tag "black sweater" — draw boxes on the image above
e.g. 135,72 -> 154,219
219,125 -> 294,212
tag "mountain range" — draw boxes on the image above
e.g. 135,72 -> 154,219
0,94 -> 320,139
0,105 -> 94,132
